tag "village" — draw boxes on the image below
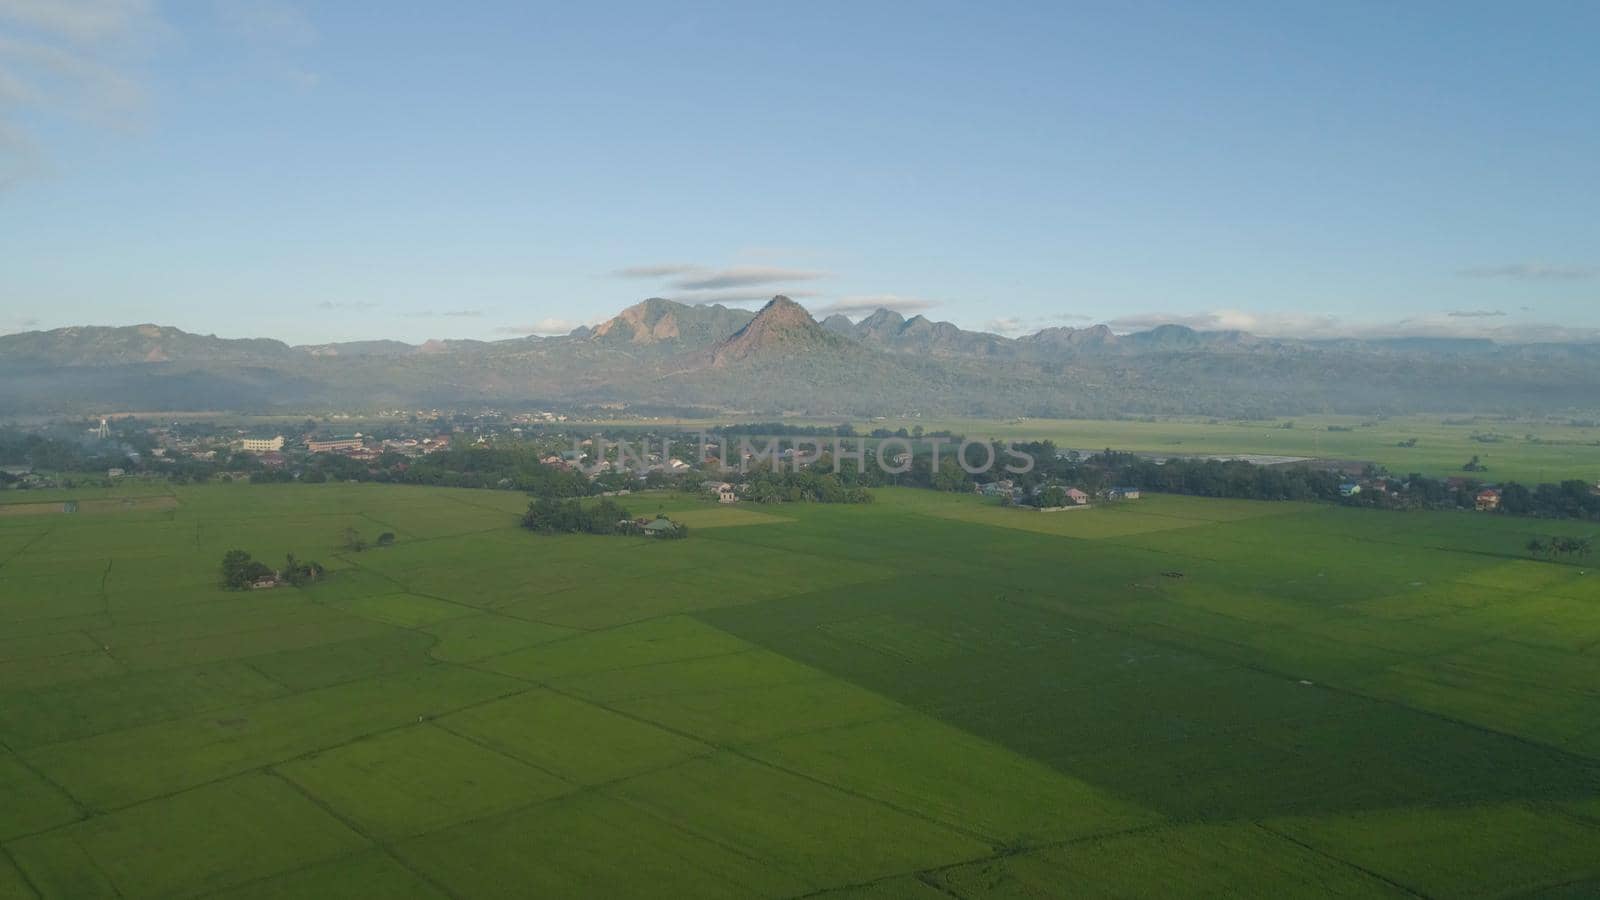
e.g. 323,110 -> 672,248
4,415 -> 1598,527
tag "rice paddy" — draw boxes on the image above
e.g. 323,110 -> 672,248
1,481 -> 1598,897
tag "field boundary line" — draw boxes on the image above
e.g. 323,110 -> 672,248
721,745 -> 999,845
464,605 -> 762,665
405,752 -> 718,840
1251,821 -> 1430,898
97,559 -> 112,619
786,820 -> 1172,900
239,659 -> 299,694
437,492 -> 523,516
0,529 -> 53,571
1540,799 -> 1600,835
993,587 -> 1600,769
913,871 -> 971,899
0,842 -> 45,900
521,676 -> 1007,848
327,551 -> 488,619
0,738 -> 89,821
356,510 -> 402,538
16,678 -> 540,825
6,650 -> 443,754
1503,872 -> 1600,899
84,607 -> 382,655
423,720 -> 575,787
327,548 -> 578,635
184,846 -> 373,900
481,647 -> 796,695
266,769 -> 467,900
0,634 -> 119,667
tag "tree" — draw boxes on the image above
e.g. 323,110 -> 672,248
376,532 -> 396,547
522,497 -> 636,535
1526,538 -> 1547,558
279,553 -> 325,587
220,549 -> 273,590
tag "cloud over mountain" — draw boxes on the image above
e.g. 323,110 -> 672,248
1459,263 -> 1597,281
613,263 -> 701,279
671,266 -> 828,291
493,318 -> 586,336
664,288 -> 820,305
813,295 -> 938,318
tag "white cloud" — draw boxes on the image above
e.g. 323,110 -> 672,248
611,260 -> 831,302
0,0 -> 158,186
1459,263 -> 1597,281
1106,310 -> 1350,334
0,314 -> 41,335
664,288 -> 821,305
494,318 -> 585,336
0,0 -> 152,42
0,119 -> 42,188
314,300 -> 378,311
613,263 -> 702,278
976,312 -> 1093,336
405,308 -> 484,318
813,295 -> 938,318
213,0 -> 316,46
1103,308 -> 1600,342
211,0 -> 319,89
672,266 -> 828,291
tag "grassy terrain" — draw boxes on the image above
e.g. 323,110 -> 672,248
572,412 -> 1600,482
1,482 -> 1599,897
852,414 -> 1600,484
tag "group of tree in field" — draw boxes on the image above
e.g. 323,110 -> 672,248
342,527 -> 395,552
521,497 -> 688,538
219,549 -> 325,590
1028,485 -> 1074,508
1526,535 -> 1593,560
710,422 -> 958,441
396,446 -> 594,494
735,468 -> 873,504
952,441 -> 1600,523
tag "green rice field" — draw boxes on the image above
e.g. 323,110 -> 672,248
863,414 -> 1600,484
2,482 -> 1599,897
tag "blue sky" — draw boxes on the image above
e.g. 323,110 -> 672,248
1,1 -> 1596,343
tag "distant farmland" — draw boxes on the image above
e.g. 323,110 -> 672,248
1,482 -> 1599,897
860,414 -> 1600,484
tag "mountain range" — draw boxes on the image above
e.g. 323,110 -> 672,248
3,298 -> 1598,417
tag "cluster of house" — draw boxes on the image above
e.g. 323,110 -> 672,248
702,481 -> 741,503
540,444 -> 698,479
227,433 -> 455,467
1339,477 -> 1508,512
3,464 -> 138,487
619,515 -> 687,537
977,480 -> 1140,506
0,465 -> 52,489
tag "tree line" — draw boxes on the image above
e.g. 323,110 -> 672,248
220,550 -> 325,590
521,497 -> 688,538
